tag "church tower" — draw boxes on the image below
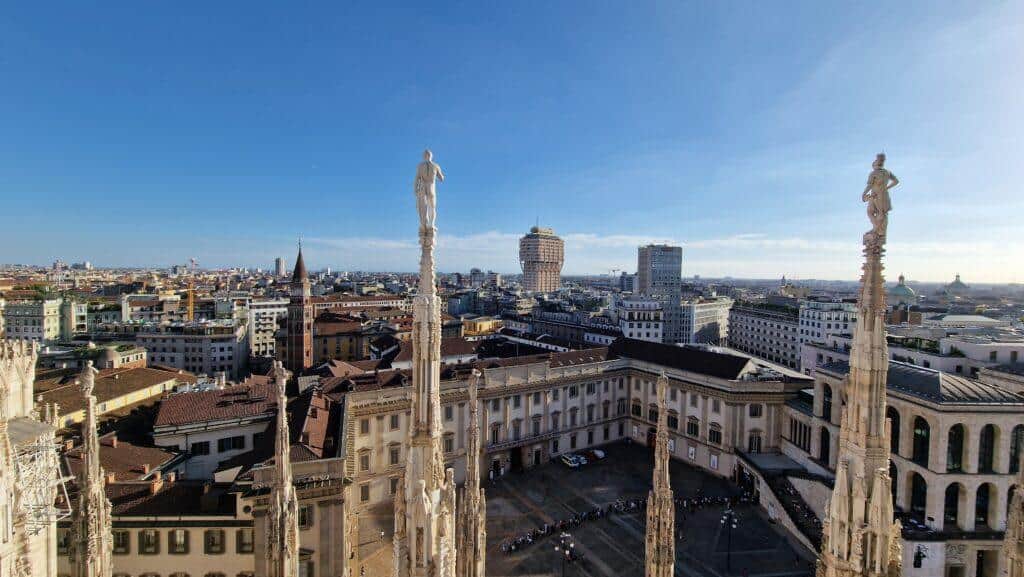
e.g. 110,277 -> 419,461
69,362 -> 113,577
393,151 -> 458,577
645,373 -> 675,577
285,246 -> 313,373
818,155 -> 902,577
455,371 -> 486,577
265,362 -> 300,577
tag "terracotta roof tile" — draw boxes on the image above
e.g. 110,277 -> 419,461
154,382 -> 277,428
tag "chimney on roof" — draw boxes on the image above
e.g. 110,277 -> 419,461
148,476 -> 163,496
134,463 -> 150,474
166,471 -> 176,483
101,436 -> 118,448
105,471 -> 117,484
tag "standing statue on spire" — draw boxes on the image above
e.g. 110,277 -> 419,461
862,153 -> 898,242
415,149 -> 444,234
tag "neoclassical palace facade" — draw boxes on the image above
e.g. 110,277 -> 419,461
343,338 -> 811,514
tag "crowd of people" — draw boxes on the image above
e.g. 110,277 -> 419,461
499,490 -> 755,556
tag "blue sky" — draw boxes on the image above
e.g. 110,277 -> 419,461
1,2 -> 1020,282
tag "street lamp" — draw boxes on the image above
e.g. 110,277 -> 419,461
720,507 -> 739,574
553,533 -> 576,577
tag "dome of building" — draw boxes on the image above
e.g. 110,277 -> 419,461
888,274 -> 917,306
946,273 -> 969,296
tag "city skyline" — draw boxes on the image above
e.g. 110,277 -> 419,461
2,2 -> 1021,282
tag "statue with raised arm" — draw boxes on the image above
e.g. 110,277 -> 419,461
862,153 -> 898,239
415,149 -> 444,234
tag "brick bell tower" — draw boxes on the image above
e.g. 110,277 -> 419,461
285,243 -> 313,373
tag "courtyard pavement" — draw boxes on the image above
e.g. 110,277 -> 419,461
356,440 -> 817,577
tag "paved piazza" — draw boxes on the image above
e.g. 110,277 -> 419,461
357,441 -> 816,577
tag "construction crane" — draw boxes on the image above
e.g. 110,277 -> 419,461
187,257 -> 197,322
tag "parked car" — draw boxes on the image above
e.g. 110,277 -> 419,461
585,449 -> 606,461
560,454 -> 584,468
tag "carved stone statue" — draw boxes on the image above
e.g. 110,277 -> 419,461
862,153 -> 898,239
414,149 -> 444,234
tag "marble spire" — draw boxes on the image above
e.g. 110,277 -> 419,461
1003,452 -> 1024,577
395,150 -> 457,577
818,155 -> 902,577
266,361 -> 300,577
455,370 -> 486,577
70,362 -> 113,577
645,373 -> 675,577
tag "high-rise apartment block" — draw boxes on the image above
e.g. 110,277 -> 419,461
274,257 -> 286,278
637,244 -> 683,343
519,226 -> 564,293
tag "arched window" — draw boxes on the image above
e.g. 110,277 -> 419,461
1011,425 -> 1024,474
819,427 -> 831,465
976,483 -> 995,529
947,424 -> 965,472
708,423 -> 722,445
821,384 -> 833,420
979,424 -> 997,473
912,417 -> 930,468
686,417 -> 699,437
886,406 -> 900,454
944,483 -> 964,529
667,411 -> 679,430
909,472 -> 927,518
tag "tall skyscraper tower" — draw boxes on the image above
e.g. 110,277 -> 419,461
817,155 -> 901,577
275,257 -> 286,278
637,244 -> 683,343
285,246 -> 312,373
519,226 -> 564,293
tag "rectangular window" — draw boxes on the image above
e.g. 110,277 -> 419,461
359,453 -> 371,472
586,383 -> 595,395
113,530 -> 130,554
391,414 -> 401,429
568,386 -> 578,398
360,484 -> 370,502
570,434 -> 577,449
690,394 -> 698,408
513,395 -> 521,408
390,477 -> 399,495
443,435 -> 454,453
360,418 -> 370,435
204,529 -> 225,554
236,528 -> 254,553
217,436 -> 245,453
390,446 -> 400,465
552,389 -> 560,401
491,399 -> 500,411
191,441 -> 210,456
712,399 -> 721,413
552,439 -> 559,454
139,529 -> 160,554
443,406 -> 453,421
168,529 -> 189,554
298,505 -> 314,530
